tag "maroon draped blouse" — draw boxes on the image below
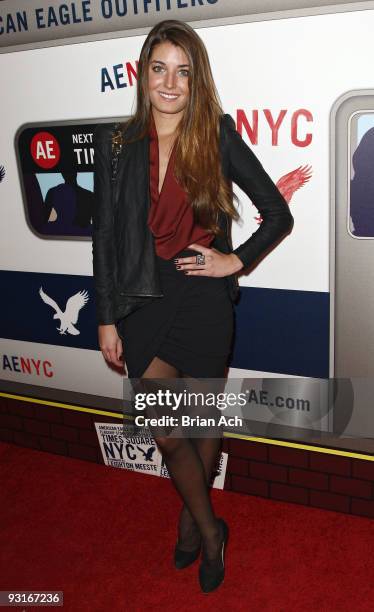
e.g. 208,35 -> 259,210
147,113 -> 214,259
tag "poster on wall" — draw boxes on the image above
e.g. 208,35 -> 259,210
94,422 -> 228,489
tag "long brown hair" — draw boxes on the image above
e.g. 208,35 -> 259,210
119,19 -> 239,235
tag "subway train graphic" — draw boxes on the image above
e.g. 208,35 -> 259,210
1,2 -> 374,446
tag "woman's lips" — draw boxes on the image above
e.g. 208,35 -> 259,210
158,91 -> 180,100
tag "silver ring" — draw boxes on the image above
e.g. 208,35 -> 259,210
196,253 -> 205,266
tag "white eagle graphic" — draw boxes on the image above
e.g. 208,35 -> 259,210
39,286 -> 89,335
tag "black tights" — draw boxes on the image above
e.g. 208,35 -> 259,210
139,356 -> 223,560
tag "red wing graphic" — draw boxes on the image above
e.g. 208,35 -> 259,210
254,164 -> 312,224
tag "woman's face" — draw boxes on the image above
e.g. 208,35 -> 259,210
147,41 -> 190,116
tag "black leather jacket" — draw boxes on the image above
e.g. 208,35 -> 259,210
92,113 -> 294,326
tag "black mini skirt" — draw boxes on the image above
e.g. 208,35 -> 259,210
116,248 -> 234,378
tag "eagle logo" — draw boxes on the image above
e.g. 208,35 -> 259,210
39,286 -> 89,335
254,164 -> 312,224
137,446 -> 156,462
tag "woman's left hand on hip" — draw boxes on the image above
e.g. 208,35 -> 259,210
174,243 -> 244,276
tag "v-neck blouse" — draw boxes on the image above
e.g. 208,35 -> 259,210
147,114 -> 214,260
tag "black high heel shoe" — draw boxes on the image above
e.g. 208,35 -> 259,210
199,518 -> 229,593
174,537 -> 201,569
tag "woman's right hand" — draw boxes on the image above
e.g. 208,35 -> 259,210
98,324 -> 125,370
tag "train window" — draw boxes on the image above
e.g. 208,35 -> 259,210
349,111 -> 374,238
16,121 -> 97,238
14,119 -> 126,239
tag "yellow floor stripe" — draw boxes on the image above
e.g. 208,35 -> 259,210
0,391 -> 129,420
1,391 -> 374,462
225,432 -> 374,461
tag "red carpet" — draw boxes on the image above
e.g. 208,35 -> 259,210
1,440 -> 374,611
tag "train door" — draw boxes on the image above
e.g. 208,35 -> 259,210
331,90 -> 374,444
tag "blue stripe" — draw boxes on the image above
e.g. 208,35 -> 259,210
229,286 -> 330,378
0,271 -> 330,377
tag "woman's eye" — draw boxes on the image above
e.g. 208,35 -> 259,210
151,65 -> 189,77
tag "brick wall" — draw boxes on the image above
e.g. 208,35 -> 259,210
1,395 -> 374,519
0,395 -> 117,464
224,437 -> 374,518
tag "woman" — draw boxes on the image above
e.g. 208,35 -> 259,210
92,19 -> 294,593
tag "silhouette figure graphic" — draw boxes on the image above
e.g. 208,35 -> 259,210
23,173 -> 48,232
43,172 -> 93,236
350,127 -> 374,237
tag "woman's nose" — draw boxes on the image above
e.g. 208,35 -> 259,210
164,69 -> 177,89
